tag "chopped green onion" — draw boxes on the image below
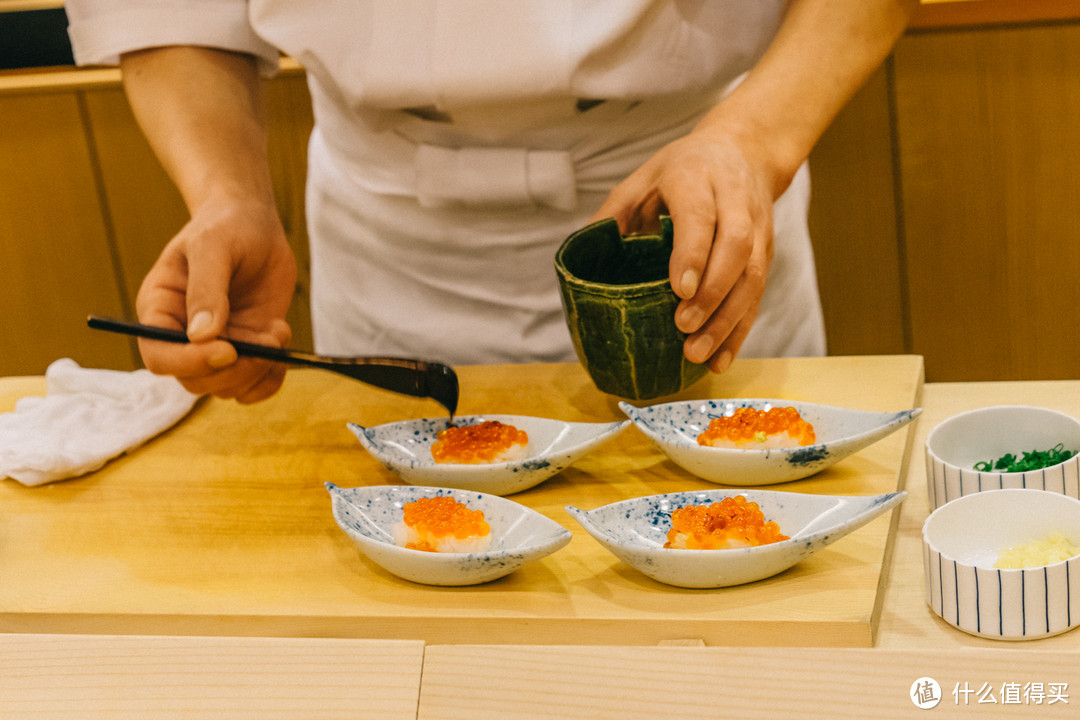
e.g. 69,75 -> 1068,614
974,443 -> 1077,473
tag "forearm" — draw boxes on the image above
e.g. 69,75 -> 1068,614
698,0 -> 919,195
120,46 -> 276,214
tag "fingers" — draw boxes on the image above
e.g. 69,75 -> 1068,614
143,320 -> 290,401
595,178 -> 770,372
134,246 -> 238,378
590,172 -> 666,237
135,238 -> 294,401
680,268 -> 763,367
709,307 -> 757,373
680,213 -> 772,366
236,362 -> 287,404
173,355 -> 286,402
184,241 -> 233,343
132,195 -> 297,402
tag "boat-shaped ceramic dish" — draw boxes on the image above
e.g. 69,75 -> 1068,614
348,414 -> 629,495
327,483 -> 572,586
619,399 -> 921,485
567,488 -> 906,588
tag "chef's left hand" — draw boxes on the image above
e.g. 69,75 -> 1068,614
591,123 -> 784,374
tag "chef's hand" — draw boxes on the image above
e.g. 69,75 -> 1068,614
592,123 -> 782,374
135,193 -> 297,403
592,0 -> 920,374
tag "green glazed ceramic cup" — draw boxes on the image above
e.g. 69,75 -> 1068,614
555,216 -> 708,400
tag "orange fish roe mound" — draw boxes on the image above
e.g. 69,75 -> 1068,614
697,406 -> 816,449
399,496 -> 491,553
664,495 -> 789,550
431,420 -> 529,464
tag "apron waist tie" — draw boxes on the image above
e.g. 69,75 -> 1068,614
415,144 -> 577,211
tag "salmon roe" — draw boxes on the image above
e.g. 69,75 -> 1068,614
401,496 -> 490,552
696,406 -> 815,447
664,495 -> 789,550
431,420 -> 529,464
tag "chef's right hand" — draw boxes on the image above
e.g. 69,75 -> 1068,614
135,193 -> 298,403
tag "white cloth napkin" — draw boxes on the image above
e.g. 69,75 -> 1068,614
0,359 -> 200,487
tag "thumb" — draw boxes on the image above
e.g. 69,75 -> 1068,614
184,244 -> 232,343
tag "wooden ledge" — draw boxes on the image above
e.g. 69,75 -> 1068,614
910,0 -> 1080,30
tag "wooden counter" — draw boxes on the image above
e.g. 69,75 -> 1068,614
0,356 -> 922,648
10,356 -> 1080,718
417,644 -> 1078,719
877,379 -> 1080,651
0,634 -> 425,720
3,635 -> 1075,719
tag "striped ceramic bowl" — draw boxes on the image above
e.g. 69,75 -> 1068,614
925,405 -> 1080,510
922,488 -> 1080,640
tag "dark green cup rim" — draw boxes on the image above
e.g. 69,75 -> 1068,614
554,217 -> 675,298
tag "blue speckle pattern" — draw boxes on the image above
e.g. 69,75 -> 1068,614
618,399 -> 920,486
347,415 -> 630,496
326,483 -> 572,586
567,488 -> 906,588
787,445 -> 831,467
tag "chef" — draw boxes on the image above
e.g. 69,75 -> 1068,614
65,0 -> 917,403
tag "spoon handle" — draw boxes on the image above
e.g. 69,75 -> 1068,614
86,315 -> 303,364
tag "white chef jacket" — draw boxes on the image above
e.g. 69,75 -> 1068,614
67,0 -> 826,365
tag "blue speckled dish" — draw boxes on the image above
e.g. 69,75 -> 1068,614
567,489 -> 906,588
619,399 -> 921,485
347,414 -> 630,496
327,483 -> 572,586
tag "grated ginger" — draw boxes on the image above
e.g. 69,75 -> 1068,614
995,531 -> 1080,569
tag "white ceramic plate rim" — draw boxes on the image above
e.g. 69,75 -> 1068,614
925,405 -> 1080,476
326,482 -> 571,560
621,398 -> 916,454
569,488 -> 906,553
349,414 -> 629,474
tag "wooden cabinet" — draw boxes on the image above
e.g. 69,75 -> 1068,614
893,22 -> 1080,380
807,65 -> 907,359
808,14 -> 1080,381
0,69 -> 314,376
0,87 -> 133,375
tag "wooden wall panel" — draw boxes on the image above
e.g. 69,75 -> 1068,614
80,86 -> 187,310
83,71 -> 316,356
894,23 -> 1080,381
0,90 -> 134,376
263,73 -> 314,351
808,64 -> 907,358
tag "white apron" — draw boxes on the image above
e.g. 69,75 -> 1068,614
67,0 -> 825,364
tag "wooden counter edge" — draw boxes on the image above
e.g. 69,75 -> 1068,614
910,0 -> 1080,30
0,57 -> 304,96
419,644 -> 1080,719
0,633 -> 426,720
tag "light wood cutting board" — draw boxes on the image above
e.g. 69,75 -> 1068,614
0,355 -> 923,647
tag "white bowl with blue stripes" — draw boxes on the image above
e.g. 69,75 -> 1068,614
567,488 -> 906,588
619,399 -> 921,485
327,483 -> 572,586
923,488 -> 1080,640
925,405 -> 1080,510
348,415 -> 629,496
